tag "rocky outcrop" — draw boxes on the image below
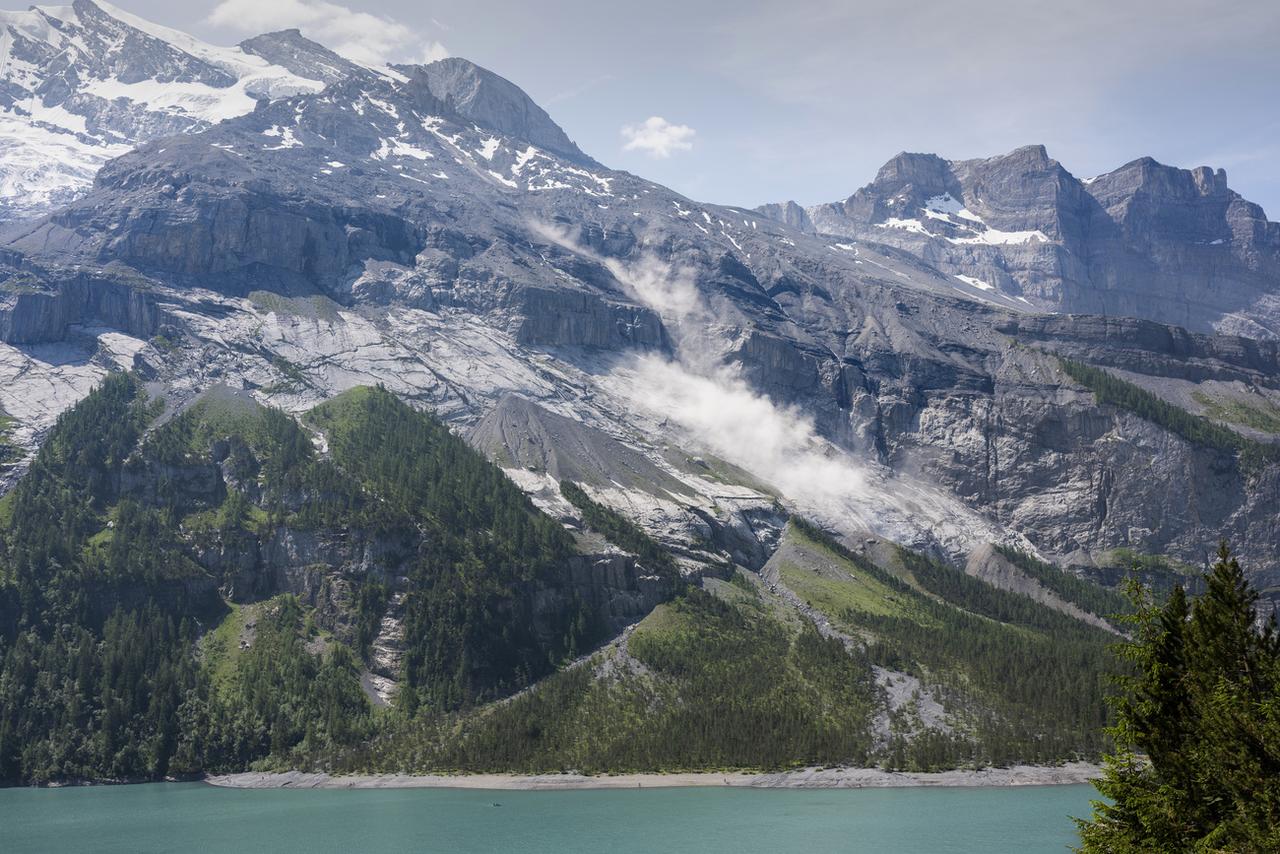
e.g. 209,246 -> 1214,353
239,29 -> 363,86
0,272 -> 157,344
755,201 -> 812,232
188,522 -> 414,613
564,552 -> 676,635
998,315 -> 1280,384
177,487 -> 675,648
868,344 -> 1277,583
730,330 -> 826,402
39,190 -> 428,298
511,287 -> 669,350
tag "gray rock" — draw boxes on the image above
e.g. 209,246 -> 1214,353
762,145 -> 1280,338
406,58 -> 596,166
239,29 -> 365,86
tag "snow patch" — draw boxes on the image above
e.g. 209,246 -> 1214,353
488,170 -> 518,188
262,125 -> 302,149
923,193 -> 984,224
947,228 -> 1049,246
876,217 -> 929,235
372,137 -> 433,161
954,274 -> 994,291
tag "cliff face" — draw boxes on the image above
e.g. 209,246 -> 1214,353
0,272 -> 157,344
772,146 -> 1280,340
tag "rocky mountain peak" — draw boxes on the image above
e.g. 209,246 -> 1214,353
754,200 -> 812,232
991,143 -> 1051,167
1090,156 -> 1231,202
953,145 -> 1084,238
758,140 -> 1280,337
1083,156 -> 1278,257
871,151 -> 953,191
238,28 -> 363,85
401,57 -> 595,166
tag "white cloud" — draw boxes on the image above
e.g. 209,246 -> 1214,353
205,0 -> 447,68
532,219 -> 1009,556
418,41 -> 450,64
611,352 -> 1010,559
621,116 -> 696,158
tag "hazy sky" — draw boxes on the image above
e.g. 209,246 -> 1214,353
118,0 -> 1280,216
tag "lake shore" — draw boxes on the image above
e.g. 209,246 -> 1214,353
206,762 -> 1101,791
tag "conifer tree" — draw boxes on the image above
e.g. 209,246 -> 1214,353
1078,543 -> 1280,852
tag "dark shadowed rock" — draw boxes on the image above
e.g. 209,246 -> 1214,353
469,393 -> 689,497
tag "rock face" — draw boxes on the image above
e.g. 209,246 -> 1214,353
0,269 -> 156,344
190,516 -> 670,646
0,5 -> 1279,603
755,201 -> 812,232
764,145 -> 1280,338
510,288 -> 669,350
407,59 -> 596,166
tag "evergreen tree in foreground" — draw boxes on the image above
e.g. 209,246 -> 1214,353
1077,543 -> 1280,852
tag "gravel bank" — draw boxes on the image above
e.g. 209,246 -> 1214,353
207,763 -> 1100,791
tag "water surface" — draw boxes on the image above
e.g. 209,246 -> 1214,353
1,781 -> 1093,853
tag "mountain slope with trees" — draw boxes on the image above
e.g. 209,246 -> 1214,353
0,374 -> 1135,784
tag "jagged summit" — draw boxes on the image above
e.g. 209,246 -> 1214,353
760,144 -> 1280,337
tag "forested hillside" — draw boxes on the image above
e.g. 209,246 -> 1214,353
0,378 -> 614,782
0,375 -> 1127,784
352,520 -> 1121,774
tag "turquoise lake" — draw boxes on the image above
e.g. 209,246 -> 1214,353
1,781 -> 1094,853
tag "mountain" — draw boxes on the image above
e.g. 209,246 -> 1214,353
1,58 -> 1275,586
0,2 -> 1278,785
0,1 -> 599,224
0,0 -> 336,221
0,375 -> 1114,782
761,145 -> 1280,339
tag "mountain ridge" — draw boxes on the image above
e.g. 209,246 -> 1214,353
0,52 -> 1276,583
759,145 -> 1280,338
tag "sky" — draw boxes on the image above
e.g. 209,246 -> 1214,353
115,0 -> 1280,216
